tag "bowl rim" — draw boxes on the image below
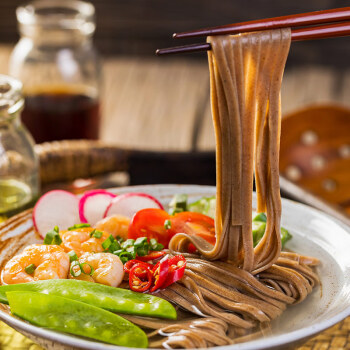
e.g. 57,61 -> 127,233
0,183 -> 349,350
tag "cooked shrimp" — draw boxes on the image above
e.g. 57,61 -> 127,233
69,252 -> 124,287
60,227 -> 109,257
1,244 -> 69,285
95,215 -> 130,239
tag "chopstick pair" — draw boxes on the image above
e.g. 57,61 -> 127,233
156,7 -> 350,56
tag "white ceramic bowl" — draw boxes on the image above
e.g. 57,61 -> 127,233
0,184 -> 349,350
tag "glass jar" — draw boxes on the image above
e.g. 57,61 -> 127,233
0,75 -> 39,221
9,0 -> 101,143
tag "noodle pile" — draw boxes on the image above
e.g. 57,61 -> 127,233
137,29 -> 320,348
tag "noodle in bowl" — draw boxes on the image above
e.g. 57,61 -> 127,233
0,184 -> 349,350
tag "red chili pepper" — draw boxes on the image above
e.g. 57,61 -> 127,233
124,260 -> 153,275
162,255 -> 186,289
150,255 -> 169,292
129,264 -> 153,292
136,251 -> 166,262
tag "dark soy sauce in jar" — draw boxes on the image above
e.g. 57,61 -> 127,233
21,85 -> 100,143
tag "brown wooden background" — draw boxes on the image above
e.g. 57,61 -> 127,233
0,0 -> 349,154
0,0 -> 349,68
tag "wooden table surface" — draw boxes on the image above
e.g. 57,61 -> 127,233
0,45 -> 349,350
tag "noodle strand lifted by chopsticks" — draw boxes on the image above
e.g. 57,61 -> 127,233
169,29 -> 291,274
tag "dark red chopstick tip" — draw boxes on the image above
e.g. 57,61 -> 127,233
156,43 -> 211,56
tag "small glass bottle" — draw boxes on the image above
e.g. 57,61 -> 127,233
0,75 -> 39,221
9,0 -> 101,143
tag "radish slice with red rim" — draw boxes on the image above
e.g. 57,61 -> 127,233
33,190 -> 79,238
79,190 -> 116,225
104,192 -> 163,219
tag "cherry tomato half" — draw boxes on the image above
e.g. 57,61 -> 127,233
168,212 -> 216,246
128,209 -> 216,250
128,209 -> 172,247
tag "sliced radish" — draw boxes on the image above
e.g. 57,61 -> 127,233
79,190 -> 116,225
104,192 -> 164,219
33,190 -> 79,238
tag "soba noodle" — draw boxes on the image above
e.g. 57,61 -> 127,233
133,29 -> 320,348
170,28 -> 291,273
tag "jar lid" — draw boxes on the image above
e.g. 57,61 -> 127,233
17,0 -> 95,37
0,75 -> 24,119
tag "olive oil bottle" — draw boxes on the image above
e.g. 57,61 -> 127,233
0,75 -> 39,223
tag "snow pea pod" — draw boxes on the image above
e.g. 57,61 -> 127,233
6,291 -> 148,348
0,279 -> 176,320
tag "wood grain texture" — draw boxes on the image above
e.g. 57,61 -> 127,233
1,44 -> 350,155
0,0 -> 349,68
101,58 -> 209,150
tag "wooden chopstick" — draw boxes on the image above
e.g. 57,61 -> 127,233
173,7 -> 350,39
156,21 -> 350,56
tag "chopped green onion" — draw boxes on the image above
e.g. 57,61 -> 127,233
89,229 -> 103,239
119,251 -> 134,259
102,235 -> 115,250
136,245 -> 149,257
94,230 -> 103,239
150,238 -> 163,251
70,261 -> 82,277
126,246 -> 137,259
116,236 -> 124,243
118,251 -> 134,264
119,256 -> 129,264
164,219 -> 172,229
70,261 -> 95,277
68,223 -> 91,231
113,249 -> 123,255
80,263 -> 95,276
149,238 -> 158,249
134,237 -> 148,247
134,237 -> 149,256
153,243 -> 164,251
43,227 -> 62,245
24,264 -> 36,274
68,251 -> 78,262
121,239 -> 135,249
108,241 -> 121,253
